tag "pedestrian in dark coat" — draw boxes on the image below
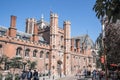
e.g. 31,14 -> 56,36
33,70 -> 39,80
27,69 -> 32,80
21,70 -> 27,80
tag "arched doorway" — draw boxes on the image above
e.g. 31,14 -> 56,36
57,60 -> 62,77
87,64 -> 92,76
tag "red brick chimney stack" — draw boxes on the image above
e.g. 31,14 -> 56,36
71,39 -> 74,51
9,15 -> 17,37
76,39 -> 80,52
10,15 -> 16,28
33,23 -> 38,42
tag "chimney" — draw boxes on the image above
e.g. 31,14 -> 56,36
76,39 -> 80,52
10,15 -> 16,28
9,15 -> 17,37
33,23 -> 38,42
71,39 -> 74,51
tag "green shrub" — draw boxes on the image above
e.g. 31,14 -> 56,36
46,73 -> 48,76
5,72 -> 13,80
15,74 -> 20,80
43,74 -> 45,76
0,73 -> 3,80
39,73 -> 42,77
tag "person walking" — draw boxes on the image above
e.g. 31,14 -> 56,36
27,69 -> 32,80
92,69 -> 96,80
20,70 -> 27,80
33,70 -> 39,80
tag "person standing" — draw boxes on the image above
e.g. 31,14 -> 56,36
27,69 -> 32,80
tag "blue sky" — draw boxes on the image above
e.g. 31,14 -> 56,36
0,0 -> 101,42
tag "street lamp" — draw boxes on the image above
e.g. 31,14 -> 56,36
23,60 -> 27,71
102,19 -> 108,80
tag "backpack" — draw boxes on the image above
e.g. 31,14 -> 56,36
34,72 -> 39,80
21,72 -> 26,79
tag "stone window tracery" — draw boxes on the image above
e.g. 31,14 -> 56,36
16,47 -> 22,57
33,50 -> 37,57
25,49 -> 30,57
61,36 -> 63,41
46,52 -> 49,58
40,51 -> 44,58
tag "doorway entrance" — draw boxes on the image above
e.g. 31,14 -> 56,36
57,60 -> 62,77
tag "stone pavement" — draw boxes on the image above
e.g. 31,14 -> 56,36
56,76 -> 92,80
56,76 -> 114,80
38,75 -> 77,80
38,76 -> 113,80
56,75 -> 77,80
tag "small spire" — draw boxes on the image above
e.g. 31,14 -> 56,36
50,9 -> 53,16
41,14 -> 44,22
50,10 -> 53,14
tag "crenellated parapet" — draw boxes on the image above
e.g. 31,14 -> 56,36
50,13 -> 58,18
26,18 -> 36,22
64,21 -> 71,25
0,35 -> 50,49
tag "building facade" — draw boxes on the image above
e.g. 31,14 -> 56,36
0,13 -> 96,78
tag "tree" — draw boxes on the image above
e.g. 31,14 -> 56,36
96,20 -> 120,69
0,55 -> 9,70
9,57 -> 23,74
93,0 -> 120,23
95,33 -> 105,70
0,72 -> 3,80
105,21 -> 120,65
27,60 -> 37,70
94,0 -> 120,69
